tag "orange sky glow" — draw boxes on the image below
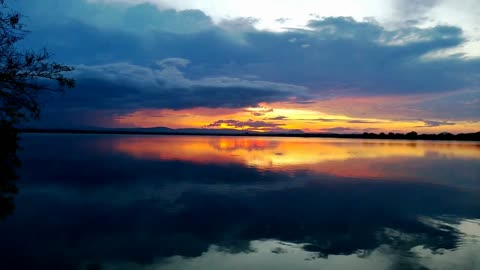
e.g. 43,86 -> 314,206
112,95 -> 480,134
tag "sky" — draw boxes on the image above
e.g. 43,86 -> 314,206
14,0 -> 480,133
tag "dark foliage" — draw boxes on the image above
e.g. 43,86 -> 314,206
0,120 -> 18,220
360,131 -> 480,141
0,0 -> 74,220
0,0 -> 75,125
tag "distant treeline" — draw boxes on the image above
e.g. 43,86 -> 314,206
338,131 -> 480,141
19,128 -> 480,141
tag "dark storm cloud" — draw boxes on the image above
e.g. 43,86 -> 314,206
54,62 -> 309,111
11,0 -> 480,125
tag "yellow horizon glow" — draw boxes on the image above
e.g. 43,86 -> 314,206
113,101 -> 480,134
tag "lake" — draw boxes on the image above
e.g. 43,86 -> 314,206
1,134 -> 480,270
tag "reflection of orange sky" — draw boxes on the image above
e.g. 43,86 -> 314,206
112,95 -> 480,133
109,136 -> 480,180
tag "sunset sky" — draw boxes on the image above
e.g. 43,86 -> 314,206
16,0 -> 480,133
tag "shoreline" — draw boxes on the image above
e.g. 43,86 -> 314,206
19,128 -> 480,142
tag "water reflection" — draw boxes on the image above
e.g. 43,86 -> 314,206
110,218 -> 480,270
109,136 -> 480,186
0,134 -> 479,270
110,136 -> 480,163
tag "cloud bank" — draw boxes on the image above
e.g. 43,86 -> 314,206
11,0 -> 479,129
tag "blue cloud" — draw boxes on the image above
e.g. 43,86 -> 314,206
416,120 -> 456,128
30,61 -> 308,127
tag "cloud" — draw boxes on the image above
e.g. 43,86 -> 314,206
14,1 -> 214,34
393,0 -> 439,22
239,18 -> 477,95
218,17 -> 259,32
39,61 -> 308,123
246,106 -> 274,117
206,119 -> 284,130
308,118 -> 387,124
275,18 -> 290,24
157,58 -> 191,68
11,0 -> 480,127
416,120 -> 457,128
347,120 -> 384,124
122,3 -> 214,33
307,17 -> 383,41
266,116 -> 289,120
319,127 -> 359,133
20,1 -> 479,94
413,90 -> 480,121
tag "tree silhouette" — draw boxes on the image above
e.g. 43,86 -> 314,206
0,0 -> 75,220
0,121 -> 18,220
0,0 -> 75,125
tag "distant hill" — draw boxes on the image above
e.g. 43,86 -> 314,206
20,126 -> 264,135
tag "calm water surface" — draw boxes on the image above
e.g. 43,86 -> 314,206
1,134 -> 480,270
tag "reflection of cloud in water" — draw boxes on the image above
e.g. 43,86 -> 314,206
208,138 -> 279,152
5,134 -> 478,270
411,218 -> 480,270
101,219 -> 480,270
9,176 -> 477,270
103,240 -> 392,270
